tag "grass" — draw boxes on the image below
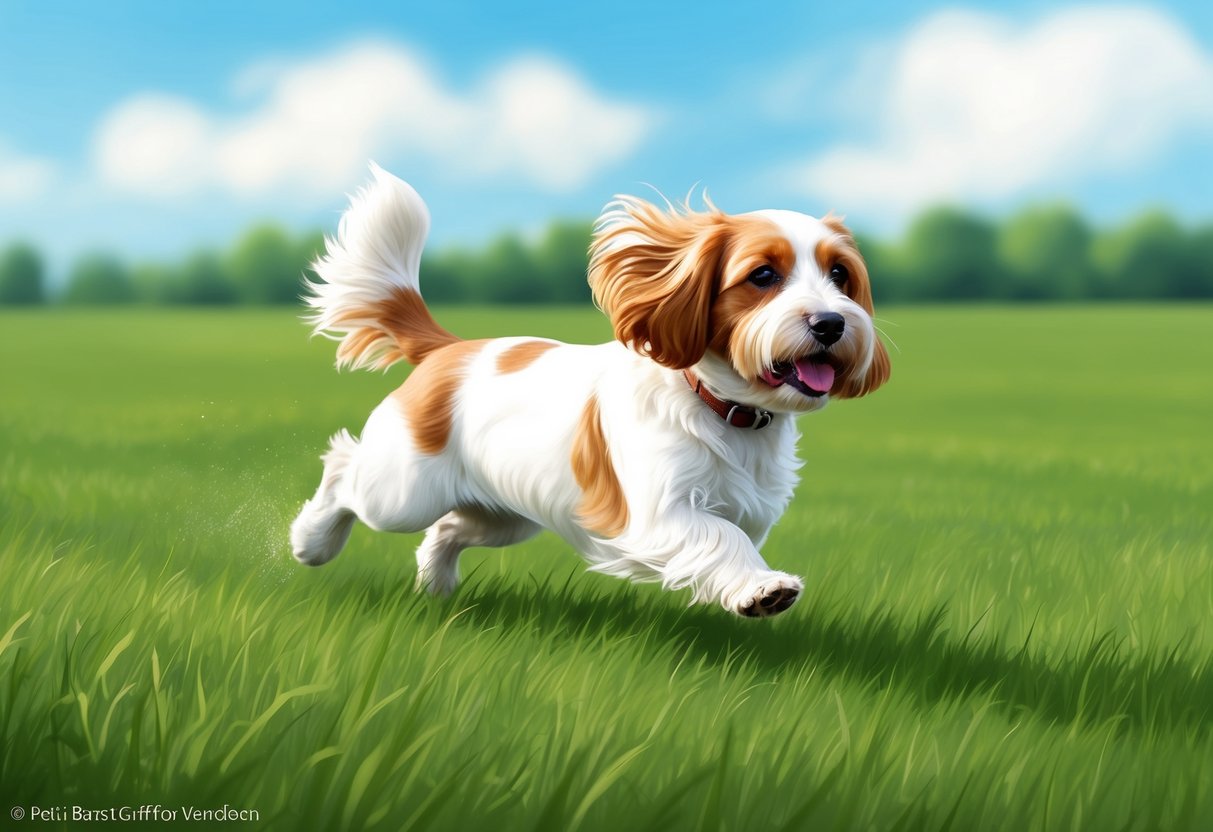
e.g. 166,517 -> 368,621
1,304 -> 1211,830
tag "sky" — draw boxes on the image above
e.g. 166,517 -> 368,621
2,0 -> 1212,280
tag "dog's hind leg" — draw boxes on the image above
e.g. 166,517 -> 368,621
414,507 -> 540,595
291,430 -> 359,565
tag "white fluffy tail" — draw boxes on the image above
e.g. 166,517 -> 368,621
303,163 -> 459,371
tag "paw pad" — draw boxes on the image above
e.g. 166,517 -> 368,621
740,584 -> 799,618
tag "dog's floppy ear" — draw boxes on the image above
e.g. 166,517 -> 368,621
835,337 -> 890,398
588,197 -> 727,369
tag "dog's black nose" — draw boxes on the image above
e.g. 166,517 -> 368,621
807,312 -> 845,346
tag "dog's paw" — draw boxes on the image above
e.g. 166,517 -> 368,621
733,575 -> 803,618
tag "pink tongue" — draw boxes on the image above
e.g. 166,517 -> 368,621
794,359 -> 835,393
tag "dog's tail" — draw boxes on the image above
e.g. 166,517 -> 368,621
303,164 -> 460,371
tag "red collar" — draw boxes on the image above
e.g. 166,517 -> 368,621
682,370 -> 775,430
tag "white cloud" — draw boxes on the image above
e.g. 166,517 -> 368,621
0,141 -> 56,203
93,41 -> 652,199
796,6 -> 1213,219
94,97 -> 213,196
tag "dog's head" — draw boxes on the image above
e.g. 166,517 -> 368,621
588,196 -> 890,414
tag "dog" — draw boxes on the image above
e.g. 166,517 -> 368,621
290,165 -> 889,617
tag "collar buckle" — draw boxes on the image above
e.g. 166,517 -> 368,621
685,368 -> 774,430
725,404 -> 774,430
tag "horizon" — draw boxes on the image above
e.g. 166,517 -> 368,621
5,197 -> 1209,291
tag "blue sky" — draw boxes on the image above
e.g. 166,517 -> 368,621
2,0 -> 1212,280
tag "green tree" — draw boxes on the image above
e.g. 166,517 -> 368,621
177,251 -> 237,304
419,250 -> 473,303
853,233 -> 909,303
1188,224 -> 1213,298
0,242 -> 46,304
474,233 -> 541,304
533,220 -> 593,303
1093,210 -> 1204,299
228,225 -> 305,304
998,204 -> 1093,300
64,253 -> 135,304
903,207 -> 1001,300
131,262 -> 178,304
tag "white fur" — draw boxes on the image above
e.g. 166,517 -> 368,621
291,167 -> 883,616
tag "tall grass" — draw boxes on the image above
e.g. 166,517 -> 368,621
1,306 -> 1210,829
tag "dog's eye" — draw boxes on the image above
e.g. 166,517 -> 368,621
747,266 -> 781,289
829,263 -> 849,289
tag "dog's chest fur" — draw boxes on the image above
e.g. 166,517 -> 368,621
649,407 -> 802,544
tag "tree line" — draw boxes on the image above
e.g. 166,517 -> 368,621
2,204 -> 1211,306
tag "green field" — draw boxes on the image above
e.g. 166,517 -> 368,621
1,306 -> 1211,830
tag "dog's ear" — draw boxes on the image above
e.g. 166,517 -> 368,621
588,198 -> 727,369
819,216 -> 891,399
835,337 -> 890,398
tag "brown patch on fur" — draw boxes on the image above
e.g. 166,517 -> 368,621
571,395 -> 628,537
391,339 -> 487,455
333,287 -> 461,370
815,217 -> 891,398
496,340 -> 559,374
719,219 -> 797,292
589,201 -> 724,369
708,221 -> 796,358
589,201 -> 794,370
815,216 -> 874,315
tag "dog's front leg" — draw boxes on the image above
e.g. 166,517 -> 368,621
681,516 -> 803,618
606,513 -> 803,618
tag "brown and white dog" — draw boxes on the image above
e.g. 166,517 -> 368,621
291,165 -> 889,617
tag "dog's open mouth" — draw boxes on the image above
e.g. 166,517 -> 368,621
759,354 -> 841,397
